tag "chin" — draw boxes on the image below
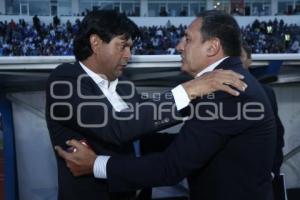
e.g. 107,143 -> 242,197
181,65 -> 186,71
181,66 -> 189,74
181,68 -> 193,77
111,72 -> 122,80
116,71 -> 123,77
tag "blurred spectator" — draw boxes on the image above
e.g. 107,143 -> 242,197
179,8 -> 187,16
53,15 -> 60,27
32,15 -> 41,36
159,7 -> 168,16
289,38 -> 300,53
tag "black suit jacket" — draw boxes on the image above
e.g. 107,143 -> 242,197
107,57 -> 277,200
45,62 -> 180,200
261,84 -> 284,176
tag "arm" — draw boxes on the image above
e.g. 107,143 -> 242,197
107,120 -> 227,192
47,69 -> 246,146
263,86 -> 284,175
54,118 -> 227,191
46,75 -> 180,146
106,91 -> 262,192
55,92 -> 256,191
140,132 -> 177,154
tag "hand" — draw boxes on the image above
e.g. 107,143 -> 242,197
182,69 -> 247,100
55,139 -> 97,176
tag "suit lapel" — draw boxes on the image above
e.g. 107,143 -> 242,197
73,62 -> 115,110
116,77 -> 140,105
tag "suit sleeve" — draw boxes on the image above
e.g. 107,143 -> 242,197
46,74 -> 181,147
106,94 -> 256,192
140,132 -> 177,154
266,87 -> 284,175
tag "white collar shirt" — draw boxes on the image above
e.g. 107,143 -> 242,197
79,61 -> 129,112
195,56 -> 229,78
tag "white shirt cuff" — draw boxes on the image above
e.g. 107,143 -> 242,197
93,155 -> 110,179
172,85 -> 190,111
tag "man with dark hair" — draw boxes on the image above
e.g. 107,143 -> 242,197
56,10 -> 277,200
46,10 -> 246,200
241,41 -> 285,200
241,41 -> 252,68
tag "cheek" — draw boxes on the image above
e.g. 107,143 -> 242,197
190,48 -> 203,70
108,50 -> 121,63
113,50 -> 123,61
187,48 -> 197,64
106,46 -> 120,60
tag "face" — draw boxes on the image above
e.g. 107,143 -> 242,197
176,18 -> 211,76
241,47 -> 252,69
94,35 -> 133,81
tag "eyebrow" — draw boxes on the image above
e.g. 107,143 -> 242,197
121,40 -> 133,47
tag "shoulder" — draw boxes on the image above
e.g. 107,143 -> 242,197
49,62 -> 81,80
194,65 -> 269,109
52,62 -> 79,75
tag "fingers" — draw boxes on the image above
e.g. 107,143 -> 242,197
55,145 -> 80,175
66,139 -> 86,150
219,84 -> 240,96
223,77 -> 247,92
55,142 -> 94,177
214,70 -> 247,92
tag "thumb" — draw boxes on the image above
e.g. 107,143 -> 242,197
55,146 -> 69,159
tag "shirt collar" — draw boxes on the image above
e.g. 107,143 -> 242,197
195,56 -> 229,78
79,61 -> 118,91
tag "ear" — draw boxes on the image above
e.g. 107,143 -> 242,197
89,34 -> 102,53
207,38 -> 221,57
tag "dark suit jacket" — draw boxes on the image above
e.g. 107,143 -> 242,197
107,57 -> 277,200
261,84 -> 284,176
45,62 -> 180,200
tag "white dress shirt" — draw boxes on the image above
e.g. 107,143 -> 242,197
79,62 -> 129,112
195,57 -> 228,77
91,56 -> 229,179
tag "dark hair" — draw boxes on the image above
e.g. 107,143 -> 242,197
197,10 -> 242,56
242,41 -> 252,59
73,10 -> 140,61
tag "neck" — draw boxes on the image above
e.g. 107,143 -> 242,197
81,58 -> 111,82
81,58 -> 98,73
194,55 -> 228,77
206,54 -> 225,66
81,57 -> 108,79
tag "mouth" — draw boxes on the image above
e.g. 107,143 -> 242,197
180,56 -> 185,63
119,64 -> 126,68
117,64 -> 127,71
119,62 -> 128,67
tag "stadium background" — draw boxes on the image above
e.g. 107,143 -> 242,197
0,0 -> 300,200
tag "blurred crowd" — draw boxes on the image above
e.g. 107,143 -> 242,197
0,16 -> 299,56
242,18 -> 300,54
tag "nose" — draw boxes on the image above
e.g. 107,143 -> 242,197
124,47 -> 132,59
